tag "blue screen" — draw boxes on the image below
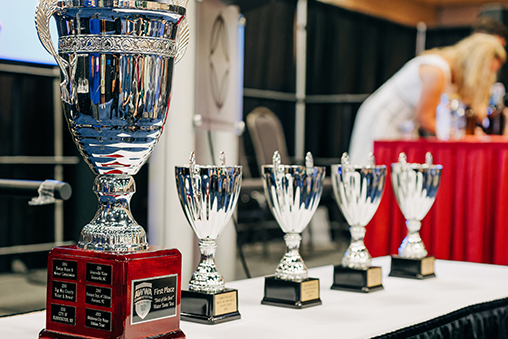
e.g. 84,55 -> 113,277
0,0 -> 58,65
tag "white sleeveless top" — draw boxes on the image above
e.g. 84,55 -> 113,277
348,54 -> 451,165
390,54 -> 451,106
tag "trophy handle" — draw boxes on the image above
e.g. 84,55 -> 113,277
272,151 -> 285,209
188,152 -> 202,218
175,17 -> 190,64
35,0 -> 71,103
175,0 -> 190,63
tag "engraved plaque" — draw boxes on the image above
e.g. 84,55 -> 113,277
52,260 -> 77,280
300,279 -> 319,302
85,308 -> 112,331
86,263 -> 113,285
421,257 -> 435,276
131,274 -> 177,325
214,291 -> 237,316
52,281 -> 77,302
50,304 -> 76,326
367,267 -> 382,287
85,285 -> 112,308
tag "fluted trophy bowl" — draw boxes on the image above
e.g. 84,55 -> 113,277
36,0 -> 189,251
331,153 -> 386,270
391,152 -> 442,259
261,151 -> 325,282
175,152 -> 242,294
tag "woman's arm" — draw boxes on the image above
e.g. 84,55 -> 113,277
415,64 -> 446,135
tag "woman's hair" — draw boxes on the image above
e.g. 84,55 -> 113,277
424,33 -> 506,110
473,16 -> 508,42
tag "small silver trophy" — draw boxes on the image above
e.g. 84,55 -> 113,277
261,151 -> 325,308
330,153 -> 386,292
175,152 -> 242,324
390,152 -> 442,279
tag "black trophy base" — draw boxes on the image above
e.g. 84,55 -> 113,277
181,288 -> 240,325
389,255 -> 436,279
331,265 -> 383,293
261,276 -> 321,309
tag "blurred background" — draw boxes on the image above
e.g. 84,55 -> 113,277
1,0 -> 508,316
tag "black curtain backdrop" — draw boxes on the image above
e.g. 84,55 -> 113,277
242,0 -> 297,176
0,61 -> 148,272
242,0 -> 419,166
425,26 -> 471,49
0,66 -> 55,271
243,0 -> 297,93
305,0 -> 417,159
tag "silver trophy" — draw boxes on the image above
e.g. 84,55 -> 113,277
390,152 -> 442,279
330,153 -> 386,292
175,152 -> 242,324
36,0 -> 189,252
36,2 -> 190,338
261,151 -> 325,308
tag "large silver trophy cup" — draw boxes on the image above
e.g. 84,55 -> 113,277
260,151 -> 325,308
36,2 -> 189,339
175,152 -> 242,324
389,152 -> 442,279
36,0 -> 189,251
330,153 -> 386,292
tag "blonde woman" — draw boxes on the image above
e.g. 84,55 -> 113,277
348,33 -> 506,165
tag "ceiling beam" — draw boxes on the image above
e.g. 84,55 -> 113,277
318,0 -> 437,26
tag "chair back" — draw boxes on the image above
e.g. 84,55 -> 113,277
246,107 -> 289,169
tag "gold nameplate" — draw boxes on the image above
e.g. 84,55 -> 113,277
367,267 -> 382,288
214,291 -> 237,316
301,279 -> 319,302
421,257 -> 435,276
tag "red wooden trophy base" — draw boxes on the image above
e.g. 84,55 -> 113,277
39,246 -> 185,339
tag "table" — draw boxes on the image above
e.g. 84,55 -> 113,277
2,257 -> 508,338
368,136 -> 508,265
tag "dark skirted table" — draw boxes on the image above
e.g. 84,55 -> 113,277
367,136 -> 508,265
2,257 -> 508,338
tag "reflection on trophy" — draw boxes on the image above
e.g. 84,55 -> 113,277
389,152 -> 442,279
36,1 -> 188,338
261,151 -> 324,308
175,152 -> 242,324
330,153 -> 386,292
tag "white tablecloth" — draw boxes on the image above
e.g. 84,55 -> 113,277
2,256 -> 508,338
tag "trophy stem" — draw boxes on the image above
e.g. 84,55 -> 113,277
275,232 -> 308,282
189,239 -> 225,294
342,225 -> 372,270
78,175 -> 148,252
399,219 -> 428,258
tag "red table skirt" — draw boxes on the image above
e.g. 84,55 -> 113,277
367,136 -> 508,265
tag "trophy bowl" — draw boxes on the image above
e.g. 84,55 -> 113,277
36,0 -> 189,252
174,152 -> 242,323
331,153 -> 386,270
389,152 -> 442,279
